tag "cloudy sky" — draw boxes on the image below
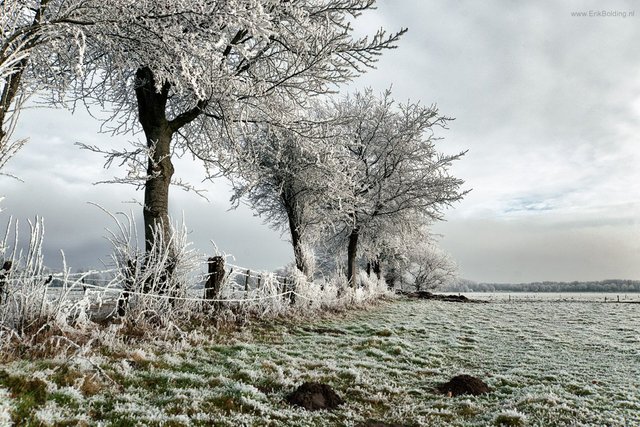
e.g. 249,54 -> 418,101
2,0 -> 640,283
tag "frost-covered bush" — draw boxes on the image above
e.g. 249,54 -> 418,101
0,218 -> 95,337
102,210 -> 202,328
293,270 -> 391,313
403,242 -> 458,292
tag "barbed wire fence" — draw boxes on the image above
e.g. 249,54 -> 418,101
0,233 -> 389,337
0,256 -> 320,318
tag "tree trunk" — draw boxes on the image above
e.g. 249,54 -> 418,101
346,227 -> 359,287
283,190 -> 309,277
135,67 -> 174,253
288,211 -> 308,277
0,58 -> 27,144
0,0 -> 50,145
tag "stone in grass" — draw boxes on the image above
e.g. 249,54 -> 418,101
437,374 -> 491,397
286,382 -> 344,411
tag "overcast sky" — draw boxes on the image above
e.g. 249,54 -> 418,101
2,0 -> 639,283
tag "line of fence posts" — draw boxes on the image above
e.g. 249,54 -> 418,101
203,257 -> 296,305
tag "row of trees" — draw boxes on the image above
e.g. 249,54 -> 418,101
1,0 -> 466,290
232,90 -> 466,285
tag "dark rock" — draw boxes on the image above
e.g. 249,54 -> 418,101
437,374 -> 491,397
286,382 -> 344,411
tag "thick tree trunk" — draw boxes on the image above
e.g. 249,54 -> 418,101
135,67 -> 174,253
283,189 -> 309,277
346,227 -> 359,287
288,211 -> 308,277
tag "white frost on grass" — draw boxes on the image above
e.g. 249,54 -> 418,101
0,388 -> 13,427
2,298 -> 640,426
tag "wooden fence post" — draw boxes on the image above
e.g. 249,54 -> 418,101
0,260 -> 12,304
205,256 -> 225,303
245,270 -> 251,292
287,277 -> 296,305
117,259 -> 136,316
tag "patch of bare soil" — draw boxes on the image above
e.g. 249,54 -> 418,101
285,382 -> 344,411
437,374 -> 491,396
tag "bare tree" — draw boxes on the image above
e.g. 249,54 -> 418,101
70,0 -> 406,258
327,89 -> 468,286
406,242 -> 458,292
230,118 -> 345,277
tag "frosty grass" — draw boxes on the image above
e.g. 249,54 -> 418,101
1,298 -> 638,426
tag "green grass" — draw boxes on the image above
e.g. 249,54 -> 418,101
1,299 -> 639,426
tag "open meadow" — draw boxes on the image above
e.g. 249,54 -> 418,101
1,296 -> 638,426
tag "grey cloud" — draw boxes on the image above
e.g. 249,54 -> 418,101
2,1 -> 639,282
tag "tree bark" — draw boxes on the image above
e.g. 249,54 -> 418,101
287,209 -> 308,277
283,189 -> 309,277
0,58 -> 27,144
135,67 -> 175,253
346,227 -> 359,287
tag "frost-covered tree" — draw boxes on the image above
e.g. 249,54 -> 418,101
71,0 -> 405,256
405,242 -> 457,291
0,0 -> 88,173
328,89 -> 467,286
230,117 -> 346,277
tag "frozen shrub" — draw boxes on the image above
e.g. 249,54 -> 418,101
0,218 -> 93,337
102,209 -> 201,328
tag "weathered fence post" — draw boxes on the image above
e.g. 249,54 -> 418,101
0,260 -> 12,304
244,270 -> 250,293
117,259 -> 137,316
205,256 -> 225,303
287,277 -> 296,305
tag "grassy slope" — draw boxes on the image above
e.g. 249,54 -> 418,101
1,299 -> 639,426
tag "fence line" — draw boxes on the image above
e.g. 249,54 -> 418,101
1,256 -> 305,305
79,282 -> 309,303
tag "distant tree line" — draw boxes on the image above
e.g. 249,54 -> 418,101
443,279 -> 640,293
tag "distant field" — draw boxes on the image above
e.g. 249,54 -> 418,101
461,291 -> 640,303
1,297 -> 639,426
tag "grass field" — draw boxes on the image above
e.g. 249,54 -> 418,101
1,296 -> 638,426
